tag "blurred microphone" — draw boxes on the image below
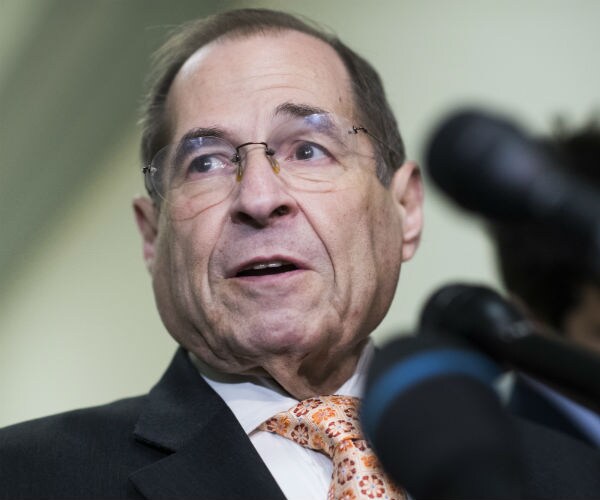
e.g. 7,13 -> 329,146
425,109 -> 600,269
362,334 -> 523,499
420,283 -> 600,412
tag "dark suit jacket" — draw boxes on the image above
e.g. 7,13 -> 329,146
1,348 -> 599,499
508,374 -> 598,448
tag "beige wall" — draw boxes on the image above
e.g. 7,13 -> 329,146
1,0 -> 599,427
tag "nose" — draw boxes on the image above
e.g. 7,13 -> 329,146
229,145 -> 298,227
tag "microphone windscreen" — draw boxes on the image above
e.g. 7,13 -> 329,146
419,283 -> 528,349
363,335 -> 523,499
425,109 -> 549,220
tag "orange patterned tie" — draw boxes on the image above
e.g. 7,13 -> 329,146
259,395 -> 406,500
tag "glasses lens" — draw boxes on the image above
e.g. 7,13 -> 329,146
145,113 -> 373,215
147,136 -> 238,210
267,113 -> 367,191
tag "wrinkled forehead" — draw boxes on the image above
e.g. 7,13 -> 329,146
165,30 -> 356,142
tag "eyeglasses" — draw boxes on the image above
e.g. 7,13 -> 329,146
143,113 -> 375,213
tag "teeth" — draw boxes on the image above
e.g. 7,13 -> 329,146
250,261 -> 285,270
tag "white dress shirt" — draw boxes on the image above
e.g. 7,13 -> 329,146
190,342 -> 374,500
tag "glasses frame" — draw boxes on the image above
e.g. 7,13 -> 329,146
141,120 -> 396,201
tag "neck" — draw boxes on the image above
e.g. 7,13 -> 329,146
259,338 -> 370,399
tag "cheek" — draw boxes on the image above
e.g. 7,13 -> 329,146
372,197 -> 404,261
348,180 -> 402,253
155,213 -> 221,297
306,179 -> 401,277
354,183 -> 404,303
302,188 -> 366,255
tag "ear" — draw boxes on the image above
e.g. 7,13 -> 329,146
390,161 -> 424,262
133,196 -> 159,272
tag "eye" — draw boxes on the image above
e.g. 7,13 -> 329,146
291,142 -> 330,162
175,136 -> 236,180
187,154 -> 228,175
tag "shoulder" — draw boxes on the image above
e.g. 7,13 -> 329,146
0,395 -> 146,446
0,396 -> 152,498
515,417 -> 600,498
509,376 -> 594,445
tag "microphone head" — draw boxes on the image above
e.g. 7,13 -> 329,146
419,283 -> 530,350
362,335 -> 523,499
425,109 -> 550,220
425,109 -> 600,269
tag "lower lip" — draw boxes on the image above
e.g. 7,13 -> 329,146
231,268 -> 306,283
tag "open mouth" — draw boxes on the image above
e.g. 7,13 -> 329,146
235,260 -> 299,277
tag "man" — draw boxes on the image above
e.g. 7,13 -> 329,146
2,9 -> 420,499
490,123 -> 600,447
0,8 -> 598,499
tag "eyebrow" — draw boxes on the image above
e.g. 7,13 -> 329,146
174,127 -> 227,167
172,103 -> 337,165
274,102 -> 329,119
177,102 -> 331,145
177,126 -> 226,147
277,102 -> 342,137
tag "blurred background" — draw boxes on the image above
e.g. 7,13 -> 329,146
1,0 -> 598,427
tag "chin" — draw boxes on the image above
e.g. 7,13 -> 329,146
253,326 -> 317,353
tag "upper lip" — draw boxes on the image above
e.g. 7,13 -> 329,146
228,254 -> 308,278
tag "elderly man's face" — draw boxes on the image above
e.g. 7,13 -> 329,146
134,30 -> 422,397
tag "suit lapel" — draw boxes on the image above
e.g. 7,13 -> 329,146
508,375 -> 592,445
129,348 -> 286,499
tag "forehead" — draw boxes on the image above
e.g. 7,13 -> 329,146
166,30 -> 355,139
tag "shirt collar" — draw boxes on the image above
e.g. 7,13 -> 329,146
190,341 -> 375,435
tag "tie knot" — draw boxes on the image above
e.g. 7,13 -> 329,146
259,395 -> 407,499
260,395 -> 363,457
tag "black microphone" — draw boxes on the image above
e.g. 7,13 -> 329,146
419,283 -> 600,412
362,334 -> 523,499
425,109 -> 600,270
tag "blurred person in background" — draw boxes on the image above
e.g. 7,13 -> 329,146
490,120 -> 600,448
